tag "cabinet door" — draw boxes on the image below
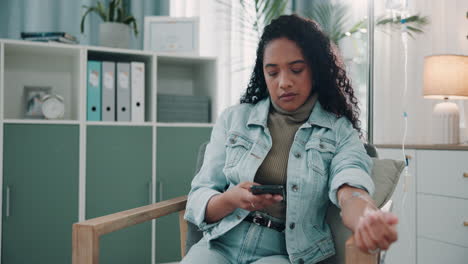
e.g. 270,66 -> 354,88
2,124 -> 79,264
417,237 -> 468,264
86,126 -> 153,264
155,126 -> 212,263
376,148 -> 416,264
417,150 -> 468,199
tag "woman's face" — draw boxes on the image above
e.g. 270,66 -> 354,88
263,37 -> 313,112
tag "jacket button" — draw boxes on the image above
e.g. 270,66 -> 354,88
292,185 -> 299,192
319,143 -> 325,149
236,215 -> 242,220
289,222 -> 295,230
229,138 -> 236,144
294,152 -> 301,159
298,258 -> 304,264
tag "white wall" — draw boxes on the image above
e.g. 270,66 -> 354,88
373,0 -> 468,144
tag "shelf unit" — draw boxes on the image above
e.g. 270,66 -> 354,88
0,39 -> 216,264
0,38 -> 218,124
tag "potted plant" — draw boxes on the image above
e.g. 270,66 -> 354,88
80,0 -> 138,49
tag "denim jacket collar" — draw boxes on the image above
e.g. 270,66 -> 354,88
247,97 -> 335,129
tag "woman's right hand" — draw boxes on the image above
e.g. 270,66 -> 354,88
224,182 -> 283,211
205,181 -> 283,223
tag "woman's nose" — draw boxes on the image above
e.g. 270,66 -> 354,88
279,73 -> 293,89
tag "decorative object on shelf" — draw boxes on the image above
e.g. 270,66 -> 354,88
41,94 -> 65,120
80,0 -> 138,49
423,55 -> 468,144
23,86 -> 52,119
144,17 -> 199,55
20,31 -> 79,44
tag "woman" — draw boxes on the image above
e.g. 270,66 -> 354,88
182,14 -> 398,264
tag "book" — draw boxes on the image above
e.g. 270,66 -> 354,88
21,31 -> 77,42
87,61 -> 102,121
23,36 -> 79,44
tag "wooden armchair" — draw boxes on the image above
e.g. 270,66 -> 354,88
73,143 -> 400,264
72,195 -> 377,264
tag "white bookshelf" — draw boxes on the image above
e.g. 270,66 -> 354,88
3,42 -> 81,121
156,122 -> 215,127
155,55 -> 217,123
0,38 -> 216,264
0,38 -> 218,125
3,119 -> 80,125
0,41 -> 3,263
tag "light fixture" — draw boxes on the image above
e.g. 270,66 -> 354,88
423,55 -> 468,144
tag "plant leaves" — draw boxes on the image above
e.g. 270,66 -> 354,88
123,17 -> 139,36
80,6 -> 106,33
305,1 -> 350,45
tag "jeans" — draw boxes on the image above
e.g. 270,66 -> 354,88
181,221 -> 290,264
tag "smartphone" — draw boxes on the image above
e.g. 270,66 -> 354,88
250,185 -> 284,196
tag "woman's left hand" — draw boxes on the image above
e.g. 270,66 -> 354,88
353,208 -> 398,254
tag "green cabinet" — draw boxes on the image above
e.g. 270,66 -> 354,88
86,125 -> 153,264
155,126 -> 212,263
2,124 -> 79,264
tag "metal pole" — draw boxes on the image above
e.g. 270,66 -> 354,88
367,0 -> 375,143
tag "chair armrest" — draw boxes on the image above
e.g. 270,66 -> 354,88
345,236 -> 379,264
72,195 -> 187,264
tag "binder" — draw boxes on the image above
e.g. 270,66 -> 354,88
116,62 -> 131,122
87,60 -> 101,121
102,61 -> 116,121
131,62 -> 145,122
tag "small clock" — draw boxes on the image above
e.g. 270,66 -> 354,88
41,94 -> 65,119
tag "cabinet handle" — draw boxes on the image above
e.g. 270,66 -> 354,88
464,221 -> 468,227
147,181 -> 152,204
463,173 -> 468,178
158,181 -> 163,202
5,186 -> 10,218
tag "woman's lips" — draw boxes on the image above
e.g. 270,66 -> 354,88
280,93 -> 297,102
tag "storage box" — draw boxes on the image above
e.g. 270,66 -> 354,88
157,94 -> 210,123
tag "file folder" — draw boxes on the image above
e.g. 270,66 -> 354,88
102,61 -> 116,121
87,60 -> 101,121
116,62 -> 131,122
131,62 -> 145,122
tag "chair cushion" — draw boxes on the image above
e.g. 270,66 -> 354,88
371,158 -> 405,208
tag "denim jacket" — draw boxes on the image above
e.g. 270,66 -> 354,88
184,97 -> 374,264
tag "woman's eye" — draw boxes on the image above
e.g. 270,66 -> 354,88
268,72 -> 278,77
291,69 -> 303,74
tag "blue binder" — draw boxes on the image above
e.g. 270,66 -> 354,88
87,60 -> 102,121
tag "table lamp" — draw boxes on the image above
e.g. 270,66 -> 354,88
423,55 -> 468,144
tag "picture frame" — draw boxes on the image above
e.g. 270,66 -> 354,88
144,16 -> 199,55
23,86 -> 52,118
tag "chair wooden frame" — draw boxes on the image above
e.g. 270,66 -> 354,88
72,195 -> 378,264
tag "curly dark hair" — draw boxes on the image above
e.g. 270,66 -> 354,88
240,14 -> 362,134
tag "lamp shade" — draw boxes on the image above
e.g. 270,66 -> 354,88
423,55 -> 468,99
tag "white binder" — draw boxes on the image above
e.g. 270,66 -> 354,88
116,62 -> 131,122
131,62 -> 145,122
102,61 -> 116,121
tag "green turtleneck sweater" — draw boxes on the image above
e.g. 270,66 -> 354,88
254,93 -> 318,220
